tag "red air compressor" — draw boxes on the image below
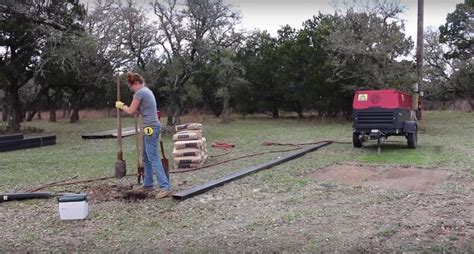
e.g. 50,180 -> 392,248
352,89 -> 418,151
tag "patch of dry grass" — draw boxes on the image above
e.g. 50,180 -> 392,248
0,111 -> 473,252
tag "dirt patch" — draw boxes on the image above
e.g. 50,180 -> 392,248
307,163 -> 451,192
82,184 -> 155,203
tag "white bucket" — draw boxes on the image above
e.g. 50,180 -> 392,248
58,194 -> 89,220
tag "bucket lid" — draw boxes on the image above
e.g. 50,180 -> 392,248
58,194 -> 87,203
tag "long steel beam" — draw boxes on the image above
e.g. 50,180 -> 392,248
0,135 -> 56,152
0,192 -> 53,202
82,126 -> 136,139
0,134 -> 23,142
172,141 -> 332,201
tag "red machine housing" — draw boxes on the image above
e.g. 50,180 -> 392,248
352,89 -> 418,149
353,90 -> 413,110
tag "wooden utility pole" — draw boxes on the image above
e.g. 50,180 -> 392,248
416,0 -> 424,86
415,0 -> 424,119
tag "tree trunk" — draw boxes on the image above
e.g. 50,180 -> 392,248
37,111 -> 42,120
166,91 -> 182,126
6,85 -> 22,132
175,106 -> 182,125
20,111 -> 26,122
271,107 -> 279,118
70,108 -> 79,123
2,104 -> 7,122
68,87 -> 82,123
41,88 -> 56,122
26,110 -> 37,122
442,93 -> 446,108
166,94 -> 176,126
467,96 -> 474,111
219,91 -> 230,123
166,114 -> 174,127
50,109 -> 56,122
294,102 -> 304,118
452,90 -> 456,110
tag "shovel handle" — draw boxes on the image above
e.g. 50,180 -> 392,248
116,74 -> 123,153
160,140 -> 167,160
135,115 -> 144,184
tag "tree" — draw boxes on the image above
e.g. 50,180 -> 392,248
326,10 -> 413,88
450,60 -> 474,108
439,1 -> 474,107
211,49 -> 246,123
423,29 -> 455,106
274,25 -> 306,117
237,31 -> 286,118
85,0 -> 161,73
0,0 -> 85,131
439,0 -> 474,61
43,33 -> 112,123
152,0 -> 240,126
295,16 -> 336,116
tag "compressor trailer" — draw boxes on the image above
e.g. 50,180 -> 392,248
352,89 -> 418,151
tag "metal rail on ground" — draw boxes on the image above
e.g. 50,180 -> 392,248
81,126 -> 136,139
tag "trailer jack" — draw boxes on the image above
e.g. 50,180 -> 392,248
356,130 -> 386,154
371,130 -> 387,154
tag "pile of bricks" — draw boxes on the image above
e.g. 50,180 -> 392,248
173,123 -> 208,170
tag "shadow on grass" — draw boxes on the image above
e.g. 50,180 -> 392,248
361,142 -> 410,152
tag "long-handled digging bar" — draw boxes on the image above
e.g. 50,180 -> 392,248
135,114 -> 144,184
160,138 -> 170,181
115,73 -> 126,178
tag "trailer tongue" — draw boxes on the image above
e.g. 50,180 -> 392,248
352,89 -> 418,153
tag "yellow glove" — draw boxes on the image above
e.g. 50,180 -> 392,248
115,101 -> 126,110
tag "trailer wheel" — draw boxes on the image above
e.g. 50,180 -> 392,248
353,132 -> 362,148
407,128 -> 417,149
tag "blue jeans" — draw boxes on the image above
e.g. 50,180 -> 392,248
142,126 -> 171,190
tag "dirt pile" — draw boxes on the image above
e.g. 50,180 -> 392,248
84,184 -> 155,203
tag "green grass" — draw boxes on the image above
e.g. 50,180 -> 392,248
0,110 -> 472,191
355,111 -> 474,169
0,110 -> 473,252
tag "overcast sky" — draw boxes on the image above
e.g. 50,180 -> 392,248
226,0 -> 464,40
82,0 -> 464,40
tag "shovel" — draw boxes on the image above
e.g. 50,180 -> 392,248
135,115 -> 144,184
115,74 -> 126,178
160,138 -> 170,181
157,111 -> 169,180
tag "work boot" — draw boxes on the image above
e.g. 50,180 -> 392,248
156,189 -> 173,199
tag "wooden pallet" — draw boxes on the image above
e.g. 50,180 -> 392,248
81,126 -> 136,139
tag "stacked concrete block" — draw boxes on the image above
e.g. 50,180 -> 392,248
173,123 -> 208,169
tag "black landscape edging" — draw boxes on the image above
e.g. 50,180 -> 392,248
0,134 -> 24,142
0,136 -> 56,152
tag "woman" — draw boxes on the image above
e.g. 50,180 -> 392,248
115,72 -> 172,198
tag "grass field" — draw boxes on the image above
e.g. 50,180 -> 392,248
0,111 -> 473,252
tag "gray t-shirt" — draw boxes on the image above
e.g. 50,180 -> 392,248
134,86 -> 160,127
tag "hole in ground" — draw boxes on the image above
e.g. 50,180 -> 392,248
82,184 -> 155,203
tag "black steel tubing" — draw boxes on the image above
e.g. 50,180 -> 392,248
0,140 -> 56,152
0,134 -> 24,142
172,142 -> 331,201
0,192 -> 53,202
0,135 -> 56,148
